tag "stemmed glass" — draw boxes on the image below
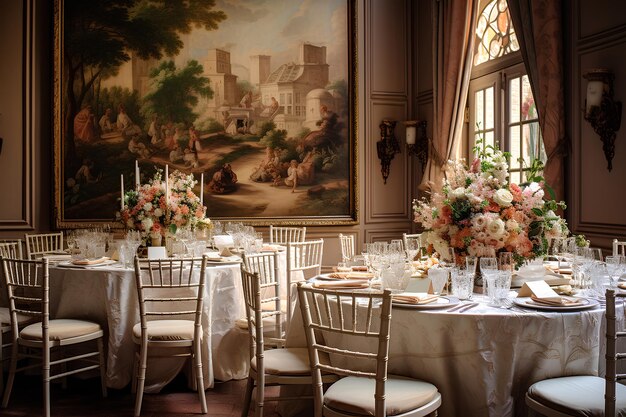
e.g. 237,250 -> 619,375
605,255 -> 625,288
498,252 -> 514,272
479,257 -> 498,294
404,238 -> 421,262
428,268 -> 449,295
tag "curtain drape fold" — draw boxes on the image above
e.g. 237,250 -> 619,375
419,0 -> 479,192
508,0 -> 566,201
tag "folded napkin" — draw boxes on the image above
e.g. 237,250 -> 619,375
351,266 -> 369,272
544,263 -> 572,275
312,279 -> 369,289
327,272 -> 374,280
618,283 -> 626,290
71,256 -> 109,266
530,294 -> 584,307
262,245 -> 284,252
391,292 -> 439,305
553,285 -> 576,296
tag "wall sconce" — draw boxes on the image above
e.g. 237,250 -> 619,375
583,68 -> 622,171
376,119 -> 400,184
405,120 -> 428,173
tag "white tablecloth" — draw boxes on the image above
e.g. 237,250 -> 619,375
284,292 -> 623,417
49,262 -> 249,392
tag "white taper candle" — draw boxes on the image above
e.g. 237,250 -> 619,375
165,164 -> 169,205
120,174 -> 124,211
200,173 -> 204,206
135,160 -> 140,190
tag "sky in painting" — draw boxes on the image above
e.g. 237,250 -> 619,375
106,0 -> 348,89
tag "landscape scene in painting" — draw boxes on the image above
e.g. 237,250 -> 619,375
59,0 -> 352,224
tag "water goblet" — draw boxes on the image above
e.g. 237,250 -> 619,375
479,257 -> 498,294
404,238 -> 421,262
605,255 -> 625,288
450,268 -> 473,300
498,252 -> 514,272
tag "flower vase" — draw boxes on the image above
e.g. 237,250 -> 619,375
150,232 -> 163,247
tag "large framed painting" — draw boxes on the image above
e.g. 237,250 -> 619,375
53,0 -> 358,228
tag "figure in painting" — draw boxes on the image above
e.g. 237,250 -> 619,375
98,108 -> 115,134
208,163 -> 238,194
148,114 -> 162,146
250,147 -> 277,182
169,143 -> 184,163
260,96 -> 279,117
74,105 -> 96,142
128,134 -> 150,159
188,125 -> 201,151
284,160 -> 299,193
239,91 -> 253,108
296,149 -> 316,185
74,158 -> 101,184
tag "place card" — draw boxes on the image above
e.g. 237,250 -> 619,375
517,280 -> 560,301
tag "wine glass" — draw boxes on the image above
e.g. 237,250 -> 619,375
404,238 -> 421,262
605,255 -> 625,288
479,257 -> 498,294
498,252 -> 514,272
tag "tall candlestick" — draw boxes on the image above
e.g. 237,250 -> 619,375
135,160 -> 140,190
165,164 -> 169,204
120,174 -> 124,211
200,173 -> 204,206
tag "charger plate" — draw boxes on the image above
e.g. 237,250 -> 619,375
392,296 -> 460,310
513,297 -> 599,311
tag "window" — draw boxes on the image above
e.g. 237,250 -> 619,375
468,0 -> 544,184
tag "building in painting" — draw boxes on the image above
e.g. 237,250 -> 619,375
203,48 -> 238,118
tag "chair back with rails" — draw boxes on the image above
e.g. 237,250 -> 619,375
239,269 -> 336,417
525,288 -> 626,415
286,239 -> 324,326
613,239 -> 626,257
269,226 -> 306,244
132,256 -> 208,416
25,233 -> 64,259
338,234 -> 355,264
297,283 -> 441,417
1,257 -> 107,417
241,251 -> 283,343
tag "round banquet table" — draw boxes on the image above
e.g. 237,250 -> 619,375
48,261 -> 250,393
283,291 -> 624,417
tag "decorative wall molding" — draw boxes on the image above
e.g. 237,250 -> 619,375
0,0 -> 35,230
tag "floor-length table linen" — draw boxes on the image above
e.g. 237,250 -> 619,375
48,263 -> 249,392
283,293 -> 623,417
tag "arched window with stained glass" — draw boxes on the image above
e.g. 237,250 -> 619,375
468,0 -> 545,184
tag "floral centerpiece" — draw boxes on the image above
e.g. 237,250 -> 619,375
119,169 -> 210,246
413,141 -> 569,268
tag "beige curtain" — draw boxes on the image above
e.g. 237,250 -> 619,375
419,0 -> 479,191
509,0 -> 566,201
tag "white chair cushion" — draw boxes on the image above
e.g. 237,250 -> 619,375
324,375 -> 439,416
528,375 -> 626,416
132,320 -> 196,341
20,319 -> 102,341
251,347 -> 311,376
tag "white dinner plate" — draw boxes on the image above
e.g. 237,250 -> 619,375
513,297 -> 599,311
392,296 -> 460,310
57,259 -> 118,269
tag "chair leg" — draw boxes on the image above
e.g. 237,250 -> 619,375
241,376 -> 254,417
193,342 -> 207,414
0,331 -> 4,396
1,341 -> 18,408
255,372 -> 265,417
134,342 -> 148,417
43,345 -> 50,417
97,338 -> 108,398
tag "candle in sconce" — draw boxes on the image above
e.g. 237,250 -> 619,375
405,121 -> 417,145
120,174 -> 124,211
135,160 -> 140,190
200,173 -> 204,206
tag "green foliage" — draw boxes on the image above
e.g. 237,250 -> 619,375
449,199 -> 472,222
258,121 -> 276,138
260,128 -> 288,150
141,60 -> 212,125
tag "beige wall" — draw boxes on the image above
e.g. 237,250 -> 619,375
566,0 -> 626,250
0,0 -> 419,270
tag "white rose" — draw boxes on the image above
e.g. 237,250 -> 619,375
486,218 -> 506,239
143,202 -> 152,211
505,219 -> 519,231
141,217 -> 153,231
493,189 -> 513,207
154,208 -> 163,217
450,187 -> 466,200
